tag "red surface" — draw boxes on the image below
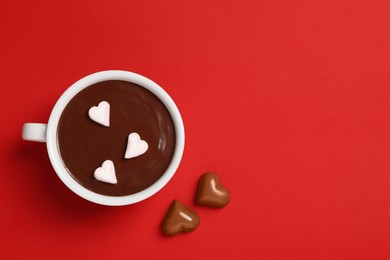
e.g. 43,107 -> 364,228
1,1 -> 390,259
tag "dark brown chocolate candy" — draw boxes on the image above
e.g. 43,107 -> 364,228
195,172 -> 230,208
161,200 -> 200,236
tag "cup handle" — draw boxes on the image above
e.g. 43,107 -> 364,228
22,123 -> 47,142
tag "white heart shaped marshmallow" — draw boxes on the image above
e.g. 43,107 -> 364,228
88,101 -> 110,127
94,160 -> 117,184
124,132 -> 149,159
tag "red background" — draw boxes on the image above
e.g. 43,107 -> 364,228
1,1 -> 390,259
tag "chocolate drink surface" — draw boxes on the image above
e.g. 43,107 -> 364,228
57,80 -> 176,196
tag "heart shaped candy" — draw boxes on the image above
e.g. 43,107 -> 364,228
94,160 -> 117,184
88,101 -> 110,127
195,172 -> 230,208
124,132 -> 148,159
161,200 -> 200,236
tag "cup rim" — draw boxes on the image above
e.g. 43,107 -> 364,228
46,70 -> 185,206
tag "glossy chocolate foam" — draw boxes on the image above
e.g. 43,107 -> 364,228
57,80 -> 176,196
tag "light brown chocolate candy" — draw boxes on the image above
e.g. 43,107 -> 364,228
195,172 -> 230,208
161,200 -> 200,236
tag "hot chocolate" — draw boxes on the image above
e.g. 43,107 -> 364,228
57,80 -> 176,196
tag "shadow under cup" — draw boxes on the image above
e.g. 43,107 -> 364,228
46,71 -> 184,206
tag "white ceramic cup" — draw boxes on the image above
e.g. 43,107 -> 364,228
22,70 -> 185,206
